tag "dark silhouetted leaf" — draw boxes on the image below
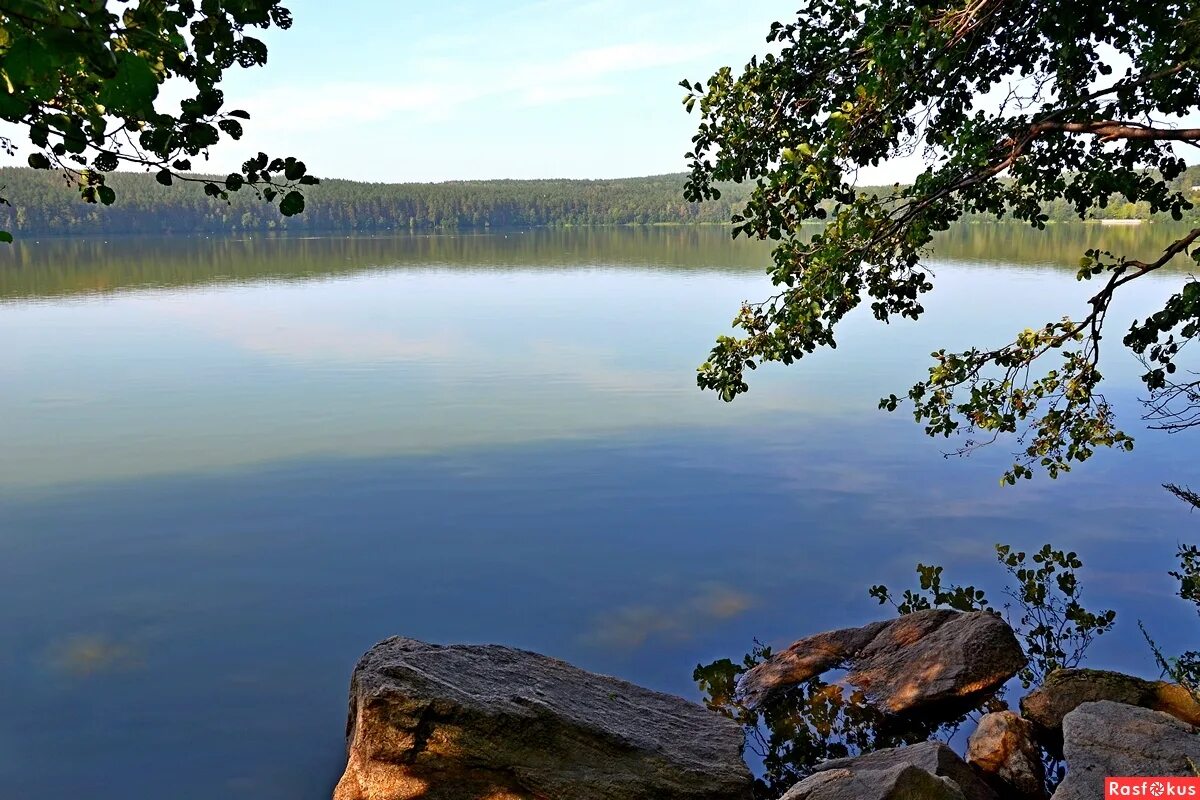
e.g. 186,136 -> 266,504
278,190 -> 304,216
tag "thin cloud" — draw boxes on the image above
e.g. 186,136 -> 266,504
238,41 -> 714,131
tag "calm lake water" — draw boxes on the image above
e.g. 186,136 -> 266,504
2,225 -> 1198,798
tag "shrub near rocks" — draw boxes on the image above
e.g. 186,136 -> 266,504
698,544 -> 1115,798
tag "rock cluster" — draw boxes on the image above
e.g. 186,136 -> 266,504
330,620 -> 1200,800
790,673 -> 1200,800
1021,668 -> 1200,739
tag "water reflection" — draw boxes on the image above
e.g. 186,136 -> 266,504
581,585 -> 757,650
47,634 -> 143,677
0,228 -> 773,301
0,222 -> 1196,301
930,221 -> 1196,268
2,227 -> 1192,490
0,226 -> 1197,799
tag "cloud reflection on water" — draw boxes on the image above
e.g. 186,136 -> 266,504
582,584 -> 756,650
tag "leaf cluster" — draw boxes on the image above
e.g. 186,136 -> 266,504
0,0 -> 316,239
684,0 -> 1200,478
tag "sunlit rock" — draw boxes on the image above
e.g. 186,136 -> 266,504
332,636 -> 752,800
739,609 -> 1025,715
1021,668 -> 1200,746
967,711 -> 1046,799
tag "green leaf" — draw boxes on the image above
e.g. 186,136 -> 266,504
93,151 -> 119,172
278,190 -> 305,216
283,159 -> 305,180
217,119 -> 243,139
97,52 -> 160,116
3,37 -> 58,98
0,231 -> 13,244
183,123 -> 219,148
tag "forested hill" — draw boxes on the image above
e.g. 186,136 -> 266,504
0,168 -> 754,235
2,163 -> 1199,236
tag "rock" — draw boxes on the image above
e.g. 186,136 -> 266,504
813,742 -> 998,800
1021,668 -> 1200,739
741,620 -> 891,698
780,765 -> 965,800
1051,701 -> 1200,800
966,711 -> 1046,799
781,741 -> 996,800
332,637 -> 753,800
740,610 -> 1025,715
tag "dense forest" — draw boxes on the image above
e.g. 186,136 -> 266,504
1,164 -> 1198,236
0,168 -> 754,235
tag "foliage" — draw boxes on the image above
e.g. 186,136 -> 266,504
871,544 -> 1116,688
997,545 -> 1118,687
694,641 -> 970,799
683,0 -> 1200,481
1142,485 -> 1200,701
867,563 -> 990,614
0,0 -> 316,237
1166,482 -> 1200,512
1141,545 -> 1200,702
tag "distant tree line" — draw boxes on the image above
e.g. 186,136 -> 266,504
1,165 -> 1197,236
0,168 -> 754,235
978,162 -> 1200,223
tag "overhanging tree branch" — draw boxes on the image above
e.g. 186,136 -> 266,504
684,0 -> 1200,480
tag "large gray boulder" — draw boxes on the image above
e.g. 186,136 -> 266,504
740,610 -> 1025,715
332,637 -> 753,800
1051,701 -> 1200,800
1021,668 -> 1200,737
781,741 -> 997,800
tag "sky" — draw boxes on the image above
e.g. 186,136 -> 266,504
4,2 -> 1191,186
174,0 -> 794,183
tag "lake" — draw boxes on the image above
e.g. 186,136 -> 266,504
1,225 -> 1197,799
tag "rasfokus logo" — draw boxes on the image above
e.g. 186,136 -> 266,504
1106,778 -> 1200,797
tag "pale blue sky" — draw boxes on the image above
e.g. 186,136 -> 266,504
195,0 -> 790,182
9,3 -> 1190,185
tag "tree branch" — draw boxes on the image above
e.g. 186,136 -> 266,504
1032,120 -> 1200,142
